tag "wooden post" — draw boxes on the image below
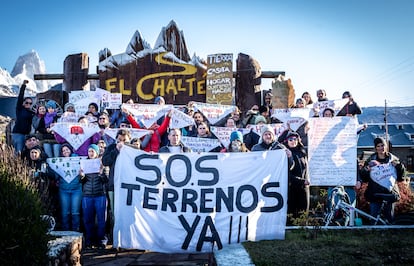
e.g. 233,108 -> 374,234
63,53 -> 90,92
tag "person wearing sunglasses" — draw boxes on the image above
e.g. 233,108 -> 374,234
283,131 -> 310,224
12,80 -> 35,154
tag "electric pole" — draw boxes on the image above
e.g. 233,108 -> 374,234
384,99 -> 389,145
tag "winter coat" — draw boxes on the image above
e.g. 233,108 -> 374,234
80,172 -> 107,197
101,143 -> 120,192
158,142 -> 192,153
360,152 -> 405,203
127,114 -> 171,152
12,83 -> 34,134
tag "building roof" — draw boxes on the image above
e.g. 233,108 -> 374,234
358,124 -> 414,148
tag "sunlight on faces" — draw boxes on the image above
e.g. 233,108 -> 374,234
262,131 -> 274,144
88,148 -> 99,159
231,140 -> 242,152
225,118 -> 236,128
30,149 -> 41,160
193,113 -> 204,123
117,134 -> 130,143
23,99 -> 33,106
38,105 -> 46,114
287,137 -> 298,148
375,143 -> 387,154
98,140 -> 106,154
26,137 -> 39,149
197,123 -> 209,137
168,129 -> 181,146
61,146 -> 72,157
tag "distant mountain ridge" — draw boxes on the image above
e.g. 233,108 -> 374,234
358,106 -> 414,124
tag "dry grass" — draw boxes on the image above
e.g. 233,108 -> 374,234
243,228 -> 414,266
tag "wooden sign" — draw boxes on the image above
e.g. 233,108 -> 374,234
99,52 -> 206,105
206,53 -> 234,105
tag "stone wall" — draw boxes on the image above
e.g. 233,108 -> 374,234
48,231 -> 82,266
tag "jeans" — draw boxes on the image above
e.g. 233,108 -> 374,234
43,143 -> 61,158
12,133 -> 26,154
108,191 -> 114,225
370,201 -> 394,224
59,187 -> 82,231
82,195 -> 107,246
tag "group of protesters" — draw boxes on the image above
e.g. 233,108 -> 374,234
10,80 -> 406,249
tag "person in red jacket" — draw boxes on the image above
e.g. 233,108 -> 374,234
123,108 -> 171,152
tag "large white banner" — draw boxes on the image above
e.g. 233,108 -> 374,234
113,147 -> 288,253
308,116 -> 358,186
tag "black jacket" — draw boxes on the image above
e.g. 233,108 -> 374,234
360,152 -> 405,203
101,143 -> 119,191
81,172 -> 107,197
12,83 -> 34,134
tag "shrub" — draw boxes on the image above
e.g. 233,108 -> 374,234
0,145 -> 50,265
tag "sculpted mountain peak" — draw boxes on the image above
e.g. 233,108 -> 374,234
154,20 -> 190,62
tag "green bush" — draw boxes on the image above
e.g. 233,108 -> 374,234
0,145 -> 50,265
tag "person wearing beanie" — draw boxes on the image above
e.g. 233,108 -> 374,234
88,144 -> 100,156
359,137 -> 406,224
258,105 -> 271,123
252,125 -> 283,151
44,100 -> 61,158
254,115 -> 267,125
225,130 -> 249,152
64,102 -> 75,112
46,100 -> 57,109
154,96 -> 165,105
81,141 -> 108,249
230,130 -> 243,143
242,115 -> 266,150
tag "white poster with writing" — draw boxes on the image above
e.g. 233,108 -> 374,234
104,128 -> 150,141
47,156 -> 87,183
170,108 -> 195,129
122,103 -> 172,129
80,158 -> 101,174
192,102 -> 236,125
370,163 -> 397,191
181,136 -> 222,152
313,98 -> 349,117
210,126 -> 240,148
308,116 -> 358,186
271,108 -> 312,131
69,91 -> 99,116
113,147 -> 288,253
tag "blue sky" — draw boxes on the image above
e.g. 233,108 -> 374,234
1,0 -> 413,107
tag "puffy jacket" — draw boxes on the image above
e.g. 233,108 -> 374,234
81,172 -> 107,197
